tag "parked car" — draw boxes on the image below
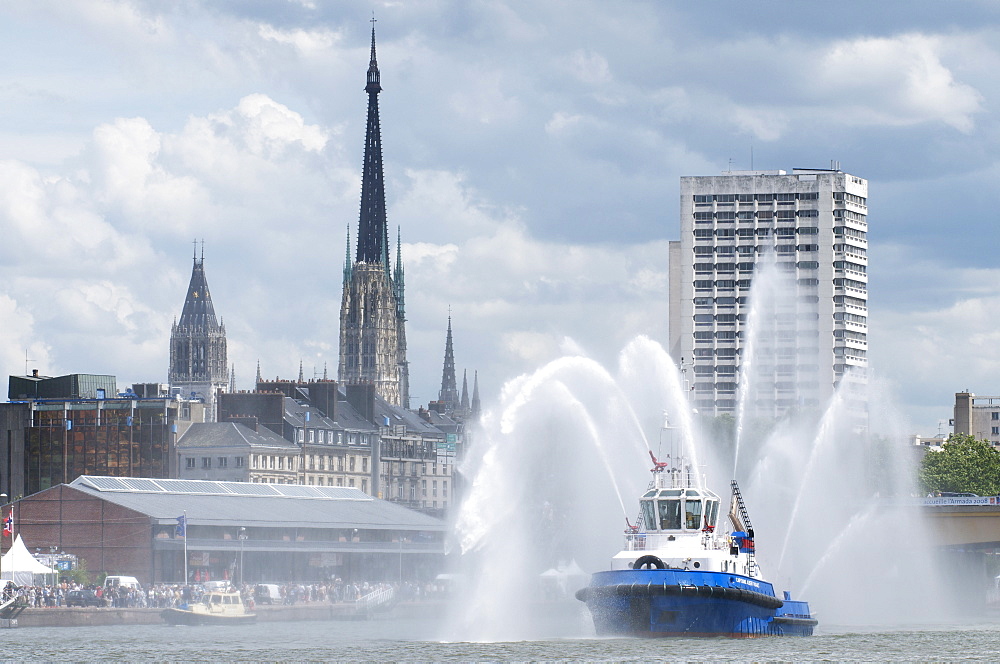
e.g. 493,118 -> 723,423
65,589 -> 107,607
254,584 -> 281,605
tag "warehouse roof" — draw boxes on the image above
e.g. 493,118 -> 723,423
68,476 -> 445,531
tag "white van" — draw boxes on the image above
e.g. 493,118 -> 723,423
104,575 -> 141,590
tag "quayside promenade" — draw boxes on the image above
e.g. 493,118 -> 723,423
9,600 -> 447,628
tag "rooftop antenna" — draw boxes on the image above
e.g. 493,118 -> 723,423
750,139 -> 754,171
24,350 -> 34,375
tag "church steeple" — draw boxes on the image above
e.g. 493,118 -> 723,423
338,22 -> 408,408
356,21 -> 389,266
438,316 -> 459,412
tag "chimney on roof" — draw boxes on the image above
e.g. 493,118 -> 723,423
31,369 -> 39,378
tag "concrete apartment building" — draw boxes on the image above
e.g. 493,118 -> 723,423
668,168 -> 869,419
953,392 -> 1000,446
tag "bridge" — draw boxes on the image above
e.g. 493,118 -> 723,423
921,496 -> 1000,548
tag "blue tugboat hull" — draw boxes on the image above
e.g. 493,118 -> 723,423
577,569 -> 816,637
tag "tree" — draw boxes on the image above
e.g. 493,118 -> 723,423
919,433 -> 1000,496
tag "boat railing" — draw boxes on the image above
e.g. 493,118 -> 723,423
355,585 -> 395,615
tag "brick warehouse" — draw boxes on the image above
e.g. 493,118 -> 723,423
5,476 -> 446,585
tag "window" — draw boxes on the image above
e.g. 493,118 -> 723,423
350,457 -> 356,472
185,457 -> 195,469
218,457 -> 228,468
236,457 -> 244,468
694,246 -> 713,255
201,457 -> 211,469
362,458 -> 368,473
993,427 -> 999,435
993,412 -> 999,421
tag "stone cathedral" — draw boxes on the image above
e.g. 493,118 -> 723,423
338,26 -> 410,409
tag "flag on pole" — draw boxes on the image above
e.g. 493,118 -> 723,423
2,510 -> 12,536
175,515 -> 186,537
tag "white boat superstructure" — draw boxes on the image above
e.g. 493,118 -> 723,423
611,453 -> 760,579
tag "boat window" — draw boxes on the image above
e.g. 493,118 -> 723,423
685,499 -> 704,530
641,500 -> 657,531
706,499 -> 719,528
658,499 -> 681,530
211,595 -> 222,604
643,489 -> 657,498
659,489 -> 682,498
685,489 -> 700,497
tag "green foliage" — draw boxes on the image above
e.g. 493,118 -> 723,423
65,558 -> 91,586
919,433 -> 1000,496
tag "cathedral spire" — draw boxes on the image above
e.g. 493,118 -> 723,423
298,360 -> 304,383
338,23 -> 408,409
256,360 -> 262,385
356,20 -> 388,266
438,316 -> 459,412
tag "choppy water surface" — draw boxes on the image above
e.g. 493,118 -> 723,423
4,615 -> 1000,662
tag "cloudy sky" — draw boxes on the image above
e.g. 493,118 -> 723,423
2,1 -> 999,434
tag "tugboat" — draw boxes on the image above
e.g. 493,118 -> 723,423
575,452 -> 817,637
161,587 -> 256,625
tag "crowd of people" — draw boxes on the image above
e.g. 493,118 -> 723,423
1,578 -> 432,609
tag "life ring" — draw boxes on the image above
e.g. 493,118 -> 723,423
633,555 -> 666,570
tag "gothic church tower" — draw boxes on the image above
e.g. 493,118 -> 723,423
169,244 -> 228,420
339,25 -> 410,408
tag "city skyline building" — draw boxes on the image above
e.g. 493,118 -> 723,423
169,244 -> 228,421
669,168 -> 869,420
338,25 -> 410,409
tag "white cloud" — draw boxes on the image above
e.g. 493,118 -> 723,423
817,34 -> 984,132
566,49 -> 612,86
257,24 -> 339,55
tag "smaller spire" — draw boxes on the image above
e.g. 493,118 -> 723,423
256,360 -> 262,385
472,371 -> 481,417
460,369 -> 470,413
229,364 -> 235,392
394,226 -> 405,318
343,226 -> 353,285
298,360 -> 304,383
323,362 -> 329,381
438,316 -> 459,412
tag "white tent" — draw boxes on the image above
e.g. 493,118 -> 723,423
1,535 -> 56,586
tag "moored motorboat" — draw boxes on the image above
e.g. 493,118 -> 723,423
575,451 -> 817,637
161,588 -> 256,625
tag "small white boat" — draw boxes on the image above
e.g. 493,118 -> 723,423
161,589 -> 256,625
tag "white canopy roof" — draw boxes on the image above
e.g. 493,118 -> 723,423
1,535 -> 56,584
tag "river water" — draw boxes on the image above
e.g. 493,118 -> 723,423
4,613 -> 1000,662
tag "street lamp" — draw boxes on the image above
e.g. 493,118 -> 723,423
238,527 -> 247,588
